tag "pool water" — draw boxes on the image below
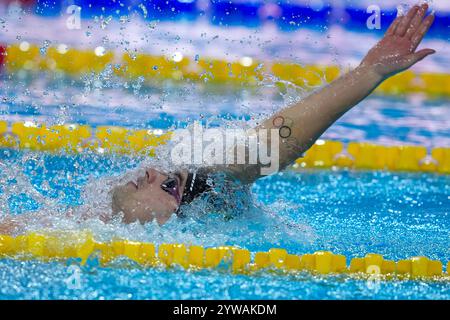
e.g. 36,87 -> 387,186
0,67 -> 449,300
0,148 -> 449,299
0,63 -> 449,299
0,7 -> 449,299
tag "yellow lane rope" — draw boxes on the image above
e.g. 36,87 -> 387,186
0,232 -> 448,280
4,44 -> 450,98
0,121 -> 449,174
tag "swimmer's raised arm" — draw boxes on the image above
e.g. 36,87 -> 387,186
226,4 -> 435,183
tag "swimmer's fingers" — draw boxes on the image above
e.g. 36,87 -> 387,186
395,5 -> 420,37
405,4 -> 429,39
399,49 -> 436,70
385,16 -> 402,36
411,14 -> 435,51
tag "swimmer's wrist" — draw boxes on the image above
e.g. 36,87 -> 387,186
354,64 -> 385,86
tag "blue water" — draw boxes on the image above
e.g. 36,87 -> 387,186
0,147 -> 449,299
1,259 -> 449,300
0,63 -> 449,299
0,0 -> 449,299
0,72 -> 449,299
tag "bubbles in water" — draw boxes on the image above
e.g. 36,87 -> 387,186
39,40 -> 52,56
99,15 -> 112,30
396,3 -> 411,16
139,4 -> 148,19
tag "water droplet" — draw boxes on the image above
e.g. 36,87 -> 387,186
40,40 -> 51,56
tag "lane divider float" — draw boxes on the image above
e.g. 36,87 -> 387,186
0,121 -> 448,174
0,232 -> 448,280
3,43 -> 450,98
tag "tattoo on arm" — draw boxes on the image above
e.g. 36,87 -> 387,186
272,116 -> 302,152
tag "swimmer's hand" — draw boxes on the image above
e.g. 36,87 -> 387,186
360,4 -> 435,78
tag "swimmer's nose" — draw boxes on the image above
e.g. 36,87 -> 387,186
145,169 -> 158,184
137,175 -> 147,188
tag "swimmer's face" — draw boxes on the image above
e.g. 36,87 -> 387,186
111,168 -> 188,225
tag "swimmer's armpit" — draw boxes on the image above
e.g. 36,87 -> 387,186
225,3 -> 435,184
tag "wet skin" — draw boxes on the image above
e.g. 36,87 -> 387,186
112,168 -> 189,225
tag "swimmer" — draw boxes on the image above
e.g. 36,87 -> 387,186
0,4 -> 436,233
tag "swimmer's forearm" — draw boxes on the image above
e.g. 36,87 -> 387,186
265,64 -> 384,169
222,65 -> 383,183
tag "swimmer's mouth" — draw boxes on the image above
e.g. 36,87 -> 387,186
160,173 -> 182,204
